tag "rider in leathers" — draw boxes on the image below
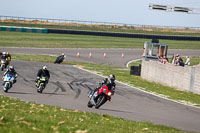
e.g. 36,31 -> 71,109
1,52 -> 11,68
92,74 -> 116,101
2,66 -> 17,87
35,66 -> 50,87
54,53 -> 65,64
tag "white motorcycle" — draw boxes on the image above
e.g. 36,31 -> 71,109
0,59 -> 6,71
2,73 -> 15,92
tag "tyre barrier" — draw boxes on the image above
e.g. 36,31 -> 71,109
48,29 -> 200,41
0,25 -> 48,33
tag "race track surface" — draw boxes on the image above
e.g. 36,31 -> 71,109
1,60 -> 200,132
1,47 -> 200,67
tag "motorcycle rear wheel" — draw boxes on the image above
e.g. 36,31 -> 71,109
95,95 -> 107,109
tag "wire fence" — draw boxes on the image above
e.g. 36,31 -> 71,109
0,15 -> 200,31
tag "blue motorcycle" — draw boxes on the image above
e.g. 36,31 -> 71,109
2,73 -> 15,92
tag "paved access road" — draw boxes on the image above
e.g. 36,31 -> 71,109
1,47 -> 200,67
1,60 -> 200,132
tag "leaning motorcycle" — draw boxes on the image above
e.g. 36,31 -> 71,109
37,76 -> 48,93
54,56 -> 64,64
87,85 -> 114,109
2,73 -> 15,92
0,59 -> 7,71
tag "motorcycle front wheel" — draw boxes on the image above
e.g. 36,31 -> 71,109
95,95 -> 107,109
3,83 -> 9,92
87,101 -> 93,108
1,65 -> 4,71
37,84 -> 44,93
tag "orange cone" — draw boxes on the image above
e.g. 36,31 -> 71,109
89,52 -> 92,58
104,53 -> 107,58
77,52 -> 80,57
121,53 -> 124,59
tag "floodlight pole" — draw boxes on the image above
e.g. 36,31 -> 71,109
149,3 -> 200,14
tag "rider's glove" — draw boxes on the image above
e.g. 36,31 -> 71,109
37,76 -> 40,80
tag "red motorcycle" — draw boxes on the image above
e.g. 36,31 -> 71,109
87,85 -> 114,109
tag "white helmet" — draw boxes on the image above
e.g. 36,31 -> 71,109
9,66 -> 14,71
109,74 -> 115,83
42,66 -> 47,70
61,53 -> 65,56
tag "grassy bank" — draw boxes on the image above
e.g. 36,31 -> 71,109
0,95 -> 186,133
0,31 -> 200,49
12,54 -> 200,106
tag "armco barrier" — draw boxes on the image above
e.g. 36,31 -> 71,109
48,29 -> 200,41
0,25 -> 48,33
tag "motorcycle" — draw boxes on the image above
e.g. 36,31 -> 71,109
54,56 -> 64,64
0,59 -> 7,71
37,76 -> 48,93
87,85 -> 114,109
2,73 -> 15,92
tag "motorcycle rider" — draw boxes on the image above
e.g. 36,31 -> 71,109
2,66 -> 17,86
54,53 -> 65,64
92,74 -> 116,99
1,52 -> 11,67
35,66 -> 50,87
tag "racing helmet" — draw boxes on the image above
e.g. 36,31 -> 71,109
9,66 -> 14,71
61,53 -> 65,56
2,52 -> 6,55
42,66 -> 47,70
109,74 -> 115,83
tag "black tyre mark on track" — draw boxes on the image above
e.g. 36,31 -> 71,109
67,83 -> 81,99
50,71 -> 60,77
17,74 -> 35,88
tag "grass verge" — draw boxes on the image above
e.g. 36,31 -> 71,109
12,53 -> 200,106
0,95 -> 186,133
0,31 -> 200,49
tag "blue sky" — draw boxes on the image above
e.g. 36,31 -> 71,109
1,0 -> 200,28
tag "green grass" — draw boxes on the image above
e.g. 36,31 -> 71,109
0,31 -> 200,49
0,95 -> 186,133
12,54 -> 200,106
128,60 -> 142,67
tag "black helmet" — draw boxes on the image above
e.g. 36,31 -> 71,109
109,74 -> 115,83
9,66 -> 14,71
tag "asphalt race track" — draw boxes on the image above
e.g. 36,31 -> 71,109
1,60 -> 200,132
1,47 -> 200,67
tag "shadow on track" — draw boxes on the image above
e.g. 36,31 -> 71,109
6,91 -> 34,95
42,92 -> 69,96
99,108 -> 133,114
